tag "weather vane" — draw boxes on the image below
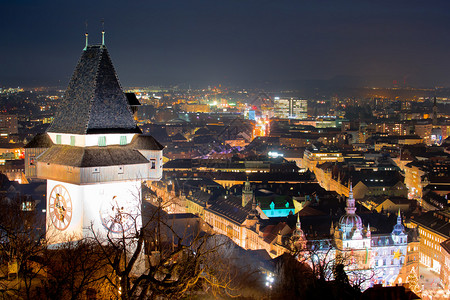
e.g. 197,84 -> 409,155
101,19 -> 105,46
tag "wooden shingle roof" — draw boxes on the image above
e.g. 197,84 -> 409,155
48,45 -> 140,135
37,145 -> 148,167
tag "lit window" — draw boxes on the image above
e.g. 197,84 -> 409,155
21,201 -> 33,211
98,136 -> 106,147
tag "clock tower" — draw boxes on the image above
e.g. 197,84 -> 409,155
33,34 -> 163,244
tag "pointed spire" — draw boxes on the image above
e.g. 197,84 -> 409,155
397,208 -> 402,224
345,181 -> 356,215
296,214 -> 301,230
330,220 -> 335,235
246,193 -> 259,220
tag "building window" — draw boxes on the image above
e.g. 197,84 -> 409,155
70,136 -> 76,146
118,166 -> 124,174
98,136 -> 106,147
22,201 -> 33,211
151,159 -> 156,169
56,135 -> 61,144
93,167 -> 100,173
120,135 -> 127,145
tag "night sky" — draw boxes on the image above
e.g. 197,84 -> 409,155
2,0 -> 450,88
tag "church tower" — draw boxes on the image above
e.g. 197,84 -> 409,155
35,33 -> 163,244
242,179 -> 252,207
433,96 -> 438,126
291,214 -> 307,251
336,183 -> 371,250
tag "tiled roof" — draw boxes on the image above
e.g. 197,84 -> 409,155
441,238 -> 450,255
128,134 -> 164,151
24,133 -> 53,148
411,210 -> 450,238
48,45 -> 140,135
36,145 -> 148,167
206,195 -> 252,224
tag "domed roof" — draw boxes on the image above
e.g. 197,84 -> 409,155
392,209 -> 406,236
293,214 -> 305,237
339,214 -> 363,232
338,183 -> 363,234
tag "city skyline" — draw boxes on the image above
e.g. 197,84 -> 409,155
3,0 -> 450,88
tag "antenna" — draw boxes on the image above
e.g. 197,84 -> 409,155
101,19 -> 105,46
84,20 -> 88,50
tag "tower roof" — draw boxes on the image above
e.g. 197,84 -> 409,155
48,45 -> 140,135
339,182 -> 363,236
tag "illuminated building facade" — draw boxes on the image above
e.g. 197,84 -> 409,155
411,210 -> 450,275
441,238 -> 450,289
0,114 -> 19,136
274,97 -> 307,119
302,148 -> 344,172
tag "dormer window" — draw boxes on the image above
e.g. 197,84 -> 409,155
56,135 -> 62,144
70,136 -> 76,146
120,136 -> 127,145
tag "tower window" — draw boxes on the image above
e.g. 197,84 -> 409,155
70,136 -> 76,146
56,135 -> 61,144
98,136 -> 106,147
120,136 -> 127,145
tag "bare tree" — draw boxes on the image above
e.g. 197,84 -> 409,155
277,239 -> 373,299
89,198 -> 244,299
0,195 -> 45,300
39,240 -> 110,300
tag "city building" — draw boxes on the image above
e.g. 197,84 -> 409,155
302,146 -> 344,172
331,186 -> 409,287
274,97 -> 307,119
410,210 -> 450,274
441,238 -> 450,289
0,114 -> 19,137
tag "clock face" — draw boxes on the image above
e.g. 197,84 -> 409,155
49,184 -> 73,231
99,195 -> 135,233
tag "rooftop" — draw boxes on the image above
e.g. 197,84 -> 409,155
48,45 -> 140,135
